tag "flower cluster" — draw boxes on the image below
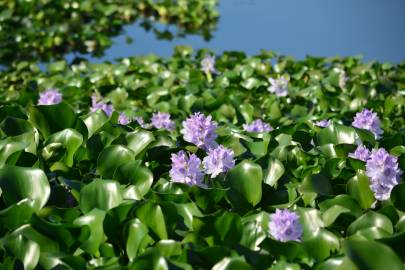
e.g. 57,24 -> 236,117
169,151 -> 205,187
118,113 -> 130,125
90,93 -> 113,116
151,112 -> 175,131
203,145 -> 235,178
366,148 -> 402,201
38,89 -> 63,105
134,116 -> 150,129
268,77 -> 289,97
243,119 -> 273,132
314,119 -> 331,128
181,112 -> 218,149
269,209 -> 302,242
348,145 -> 371,161
352,109 -> 383,139
201,54 -> 217,74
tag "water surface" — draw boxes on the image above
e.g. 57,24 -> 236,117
68,0 -> 405,63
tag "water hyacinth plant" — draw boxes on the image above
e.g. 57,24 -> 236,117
151,112 -> 176,131
268,76 -> 289,97
352,108 -> 383,139
0,48 -> 404,269
349,145 -> 371,161
366,148 -> 402,201
203,145 -> 235,178
37,89 -> 62,105
269,209 -> 303,242
314,119 -> 331,128
169,150 -> 205,187
90,93 -> 114,116
243,119 -> 273,132
181,112 -> 218,149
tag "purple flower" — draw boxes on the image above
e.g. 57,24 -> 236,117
314,119 -> 331,128
201,54 -> 216,74
90,93 -> 113,116
169,150 -> 205,187
151,112 -> 175,131
38,89 -> 62,105
181,112 -> 218,149
243,119 -> 273,132
352,109 -> 383,139
269,209 -> 302,242
268,77 -> 289,97
349,145 -> 371,162
203,145 -> 235,178
134,116 -> 150,129
366,148 -> 402,201
119,113 -> 130,125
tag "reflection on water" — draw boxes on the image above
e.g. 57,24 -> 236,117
68,0 -> 405,64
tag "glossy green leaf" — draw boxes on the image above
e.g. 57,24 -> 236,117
74,208 -> 106,256
28,102 -> 77,138
80,179 -> 123,213
317,123 -> 358,145
390,183 -> 405,212
0,165 -> 50,212
2,234 -> 40,270
225,160 -> 263,208
212,257 -> 253,270
126,130 -> 155,158
81,111 -> 109,139
343,239 -> 402,270
347,211 -> 393,238
263,157 -> 285,187
126,218 -> 150,260
114,160 -> 153,199
135,202 -> 168,240
42,128 -> 83,167
97,145 -> 134,178
347,172 -> 375,209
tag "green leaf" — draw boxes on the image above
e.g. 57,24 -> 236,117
390,183 -> 405,212
315,257 -> 358,270
225,160 -> 263,208
42,128 -> 83,167
156,240 -> 182,257
347,212 -> 393,238
125,130 -> 155,158
28,102 -> 77,138
129,248 -> 168,270
212,257 -> 253,270
2,234 -> 40,270
343,239 -> 402,270
303,229 -> 340,261
263,157 -> 285,187
81,111 -> 109,139
319,195 -> 362,226
0,138 -> 29,166
97,145 -> 134,178
80,179 -> 123,213
74,208 -> 106,256
317,123 -> 358,145
126,218 -> 150,260
135,202 -> 168,240
0,165 -> 50,212
0,199 -> 36,230
115,161 -> 153,199
347,172 -> 375,209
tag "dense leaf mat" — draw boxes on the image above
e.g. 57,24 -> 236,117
0,0 -> 219,64
0,48 -> 405,269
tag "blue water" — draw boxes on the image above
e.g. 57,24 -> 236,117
70,0 -> 405,63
